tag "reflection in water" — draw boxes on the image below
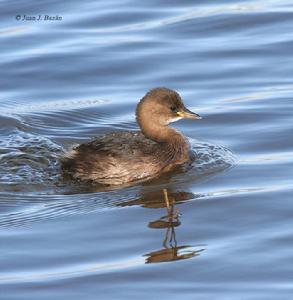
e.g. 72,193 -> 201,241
118,189 -> 205,264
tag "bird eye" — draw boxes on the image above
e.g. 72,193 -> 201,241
170,106 -> 177,112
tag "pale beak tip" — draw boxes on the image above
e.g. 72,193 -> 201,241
191,112 -> 202,120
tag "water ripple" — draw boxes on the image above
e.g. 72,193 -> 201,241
90,1 -> 293,33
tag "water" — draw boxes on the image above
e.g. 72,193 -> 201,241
1,0 -> 293,299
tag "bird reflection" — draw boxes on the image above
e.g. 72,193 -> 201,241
117,188 -> 205,264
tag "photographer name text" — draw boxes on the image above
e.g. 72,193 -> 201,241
16,15 -> 62,21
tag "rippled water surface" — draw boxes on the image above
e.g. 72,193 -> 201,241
1,0 -> 293,299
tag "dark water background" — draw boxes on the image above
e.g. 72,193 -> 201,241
1,0 -> 293,299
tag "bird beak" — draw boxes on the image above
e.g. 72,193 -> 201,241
177,108 -> 202,120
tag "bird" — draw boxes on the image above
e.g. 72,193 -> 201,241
61,87 -> 201,186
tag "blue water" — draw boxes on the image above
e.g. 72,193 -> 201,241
1,0 -> 293,299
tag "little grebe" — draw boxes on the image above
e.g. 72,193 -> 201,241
61,88 -> 201,185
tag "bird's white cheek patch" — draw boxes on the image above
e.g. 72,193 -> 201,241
167,117 -> 182,124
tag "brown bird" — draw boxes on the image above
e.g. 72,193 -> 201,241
61,87 -> 201,185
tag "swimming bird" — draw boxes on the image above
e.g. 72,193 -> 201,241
61,87 -> 201,185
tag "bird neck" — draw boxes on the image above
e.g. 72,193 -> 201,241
139,119 -> 190,162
